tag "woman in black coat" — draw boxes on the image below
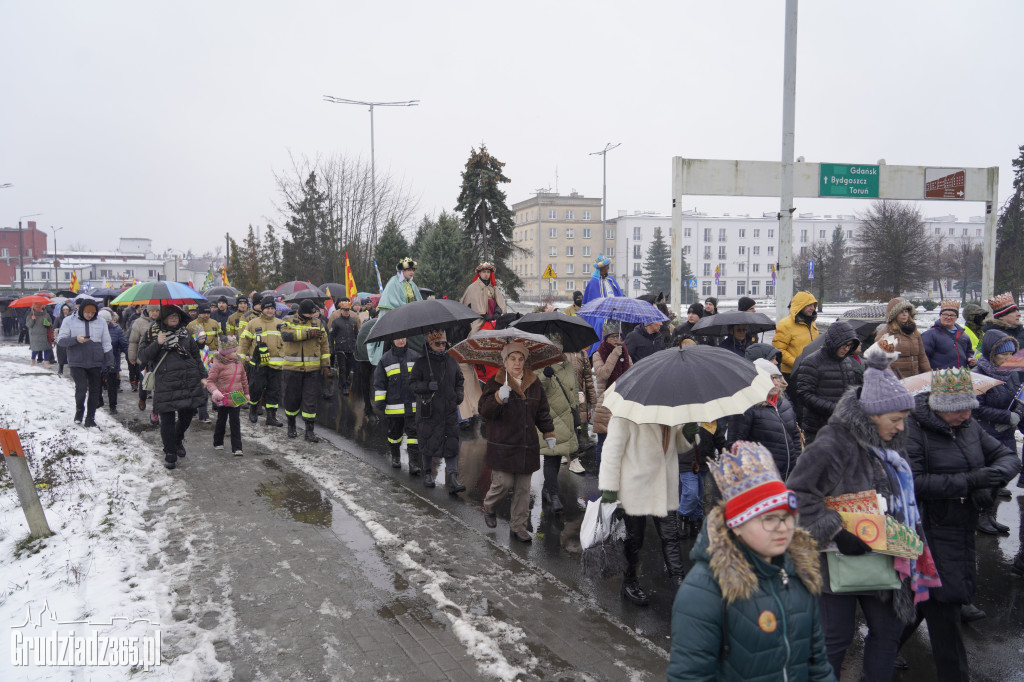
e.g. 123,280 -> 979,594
138,305 -> 209,469
795,320 -> 861,442
409,330 -> 466,494
903,389 -> 1020,681
727,360 -> 802,480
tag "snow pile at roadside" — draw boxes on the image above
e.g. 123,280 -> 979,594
0,344 -> 230,679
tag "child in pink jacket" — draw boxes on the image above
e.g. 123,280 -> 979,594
207,336 -> 250,455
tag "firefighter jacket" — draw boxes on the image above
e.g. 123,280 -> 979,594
373,346 -> 420,416
187,317 -> 223,351
280,316 -> 331,372
227,310 -> 251,337
239,313 -> 286,369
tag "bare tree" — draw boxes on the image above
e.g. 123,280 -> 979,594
944,237 -> 983,304
794,225 -> 852,303
855,201 -> 934,297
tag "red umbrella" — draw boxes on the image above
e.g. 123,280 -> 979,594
274,281 -> 317,297
10,295 -> 54,308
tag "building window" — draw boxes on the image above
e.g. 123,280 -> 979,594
565,246 -> 574,256
605,229 -> 615,240
766,282 -> 775,296
948,228 -> 954,236
738,245 -> 746,256
583,211 -> 591,220
718,246 -> 726,259
738,229 -> 746,238
750,281 -> 759,296
566,210 -> 574,219
65,272 -> 71,280
800,246 -> 808,257
703,228 -> 712,242
566,280 -> 576,290
583,263 -> 590,273
583,246 -> 591,257
703,263 -> 711,276
702,280 -> 712,296
768,246 -> 775,256
565,228 -> 574,239
633,263 -> 642,276
0,248 -> 7,257
549,210 -> 556,219
633,244 -> 642,259
550,279 -> 558,291
684,227 -> 692,238
40,271 -> 49,280
976,229 -> 982,237
962,228 -> 968,236
736,282 -> 746,296
800,229 -> 808,243
703,246 -> 712,260
718,228 -> 727,242
753,229 -> 759,238
582,228 -> 591,238
549,246 -> 557,257
752,263 -> 760,273
717,283 -> 727,296
669,227 -> 673,237
753,246 -> 760,255
819,230 -> 826,239
566,263 -> 575,274
768,229 -> 774,239
934,228 -> 941,235
682,245 -> 691,256
847,230 -> 853,239
737,263 -> 745,273
549,228 -> 557,238
633,226 -> 642,240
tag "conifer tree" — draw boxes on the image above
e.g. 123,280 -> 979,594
416,212 -> 474,299
996,145 -> 1024,300
641,227 -> 671,297
374,218 -> 411,283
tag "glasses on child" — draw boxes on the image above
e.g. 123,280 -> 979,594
759,513 -> 798,531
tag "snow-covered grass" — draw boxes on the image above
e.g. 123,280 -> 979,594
0,344 -> 230,679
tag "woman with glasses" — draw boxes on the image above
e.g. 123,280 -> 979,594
921,299 -> 976,370
668,441 -> 834,681
409,329 -> 466,493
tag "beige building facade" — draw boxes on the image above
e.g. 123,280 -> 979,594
511,191 -> 606,301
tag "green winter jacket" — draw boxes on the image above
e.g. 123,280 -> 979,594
668,505 -> 835,682
536,360 -> 579,457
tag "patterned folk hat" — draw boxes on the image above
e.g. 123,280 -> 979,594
397,257 -> 417,271
928,368 -> 979,412
939,299 -> 960,315
988,292 -> 1018,318
709,442 -> 798,529
475,262 -> 495,272
602,318 -> 620,338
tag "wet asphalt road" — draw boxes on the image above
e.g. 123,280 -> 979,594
321,385 -> 1024,681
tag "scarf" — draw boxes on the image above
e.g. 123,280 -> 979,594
977,353 -> 1017,382
868,447 -> 941,604
597,340 -> 630,387
899,322 -> 917,336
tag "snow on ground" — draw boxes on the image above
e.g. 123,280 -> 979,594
0,344 -> 231,680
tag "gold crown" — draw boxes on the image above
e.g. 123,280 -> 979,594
939,299 -> 960,312
989,292 -> 1016,313
708,441 -> 783,502
398,257 -> 417,270
930,368 -> 974,396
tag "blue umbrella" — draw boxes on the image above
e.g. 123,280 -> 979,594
578,297 -> 668,325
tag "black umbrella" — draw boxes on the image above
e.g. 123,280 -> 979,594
602,345 -> 775,425
284,289 -> 327,304
691,310 -> 776,337
203,285 -> 240,299
318,283 -> 346,298
509,312 -> 599,353
418,287 -> 435,299
366,299 -> 481,344
56,289 -> 78,297
87,287 -> 124,299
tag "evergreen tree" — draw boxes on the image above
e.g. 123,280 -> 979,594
416,212 -> 474,299
281,171 -> 329,282
455,144 -> 523,300
227,225 -> 264,294
409,215 -> 433,261
996,145 -> 1024,301
641,227 -> 671,297
679,251 -> 697,306
259,224 -> 283,288
374,218 -> 411,286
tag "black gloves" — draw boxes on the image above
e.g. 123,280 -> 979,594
834,529 -> 872,556
970,488 -> 995,510
428,381 -> 438,392
966,467 -> 1003,490
543,366 -> 555,378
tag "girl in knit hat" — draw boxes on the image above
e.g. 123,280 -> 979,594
206,336 -> 250,455
787,338 -> 925,679
668,442 -> 833,681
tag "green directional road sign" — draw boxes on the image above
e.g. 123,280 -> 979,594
819,163 -> 879,198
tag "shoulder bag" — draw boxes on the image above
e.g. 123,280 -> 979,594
141,350 -> 170,392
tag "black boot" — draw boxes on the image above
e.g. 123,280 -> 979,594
447,472 -> 466,495
287,415 -> 298,439
249,405 -> 259,423
408,458 -> 421,476
304,421 -> 320,443
977,511 -> 1007,535
423,470 -> 436,488
961,603 -> 987,622
656,514 -> 686,587
988,511 -> 1010,533
546,491 -> 564,513
997,487 -> 1012,499
266,408 -> 283,427
390,446 -> 402,469
678,515 -> 691,539
74,408 -> 83,424
621,578 -> 650,606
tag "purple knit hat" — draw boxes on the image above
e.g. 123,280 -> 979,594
859,337 -> 915,415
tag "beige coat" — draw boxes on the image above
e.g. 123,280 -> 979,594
567,351 -> 597,424
598,417 -> 692,517
460,278 -> 507,334
591,345 -> 629,434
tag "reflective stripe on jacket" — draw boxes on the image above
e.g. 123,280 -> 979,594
280,317 -> 331,372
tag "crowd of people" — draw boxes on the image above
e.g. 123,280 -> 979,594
7,254 -> 1024,681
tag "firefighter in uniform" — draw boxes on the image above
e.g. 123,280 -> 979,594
238,295 -> 285,427
281,299 -> 332,442
329,297 -> 360,395
226,295 -> 251,338
187,301 -> 222,423
373,336 -> 421,474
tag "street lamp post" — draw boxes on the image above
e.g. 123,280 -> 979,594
50,226 -> 64,287
589,143 -> 621,262
18,213 -> 43,291
322,96 -> 419,238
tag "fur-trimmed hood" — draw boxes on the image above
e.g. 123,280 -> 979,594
828,385 -> 908,451
885,297 -> 915,324
983,313 -> 1023,334
691,505 -> 822,604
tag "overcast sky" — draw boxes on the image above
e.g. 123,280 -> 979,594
2,1 -> 1020,254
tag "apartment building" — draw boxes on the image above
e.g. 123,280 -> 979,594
510,191 -> 605,300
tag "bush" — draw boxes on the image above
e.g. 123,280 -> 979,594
910,299 -> 924,308
922,299 -> 938,311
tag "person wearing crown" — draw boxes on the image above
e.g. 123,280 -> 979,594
668,442 -> 834,681
582,254 -> 624,355
982,291 -> 1024,355
457,262 -> 508,424
788,337 -> 929,680
367,257 -> 425,367
901,366 -> 1019,680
